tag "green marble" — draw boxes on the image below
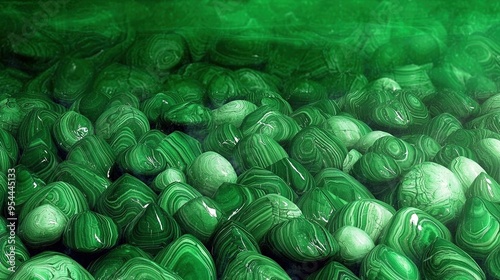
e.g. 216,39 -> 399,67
433,144 -> 477,167
291,106 -> 330,129
233,133 -> 288,173
475,138 -> 500,183
466,111 -> 500,134
164,75 -> 205,104
202,123 -> 242,159
0,234 -> 30,279
315,167 -> 375,202
162,102 -> 213,132
0,128 -> 18,166
158,181 -> 202,216
327,199 -> 395,241
9,165 -> 45,212
480,93 -> 500,115
112,257 -> 183,280
173,196 -> 227,244
235,194 -> 303,243
288,126 -> 347,175
211,100 -> 258,128
400,134 -> 441,161
378,207 -> 453,265
467,172 -> 500,203
213,182 -> 266,219
448,156 -> 486,192
18,204 -> 67,247
359,244 -> 420,280
155,234 -> 216,280
445,128 -> 500,148
455,197 -> 500,262
321,115 -> 372,149
52,57 -> 94,106
66,135 -> 115,178
352,152 -> 401,185
421,113 -> 463,145
296,187 -> 348,227
124,203 -> 181,255
95,174 -> 157,230
19,139 -> 61,182
141,93 -> 179,124
265,217 -> 339,262
240,106 -> 301,144
221,251 -> 291,280
354,130 -> 393,154
307,261 -> 359,280
237,167 -> 297,202
426,89 -> 480,120
283,78 -> 328,109
266,157 -> 315,196
259,96 -> 294,116
342,149 -> 363,174
151,168 -> 186,193
155,131 -> 202,172
385,64 -> 436,100
187,151 -> 237,197
94,104 -> 150,143
51,110 -> 94,152
484,246 -> 500,280
0,97 -> 24,134
207,71 -> 243,107
368,136 -> 425,172
421,238 -> 485,280
116,143 -> 167,178
333,225 -> 375,265
9,251 -> 93,280
396,162 -> 466,225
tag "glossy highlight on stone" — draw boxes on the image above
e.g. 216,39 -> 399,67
112,257 -> 183,280
52,110 -> 94,152
467,172 -> 500,203
115,143 -> 167,178
187,151 -> 237,197
221,251 -> 291,280
237,167 -> 297,202
233,133 -> 288,173
307,261 -> 359,280
157,181 -> 202,216
18,204 -> 67,247
360,244 -> 420,280
212,183 -> 266,219
333,225 -> 375,265
66,135 -> 115,178
266,157 -> 315,196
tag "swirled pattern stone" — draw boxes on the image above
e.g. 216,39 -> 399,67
474,138 -> 500,183
213,183 -> 266,219
211,100 -> 258,128
221,251 -> 290,280
155,131 -> 202,172
52,110 -> 94,152
112,257 -> 183,280
187,151 -> 237,197
233,133 -> 288,173
151,168 -> 186,193
307,261 -> 359,280
333,225 -> 375,265
368,136 -> 425,172
467,172 -> 500,203
66,135 -> 115,178
266,157 -> 315,196
433,144 -> 477,167
115,143 -> 167,178
448,156 -> 486,192
202,123 -> 242,159
157,181 -> 202,216
484,246 -> 500,280
0,234 -> 30,279
359,244 -> 420,280
18,204 -> 67,247
400,134 -> 441,161
421,113 -> 463,144
354,130 -> 393,154
322,115 -> 372,149
237,167 -> 297,202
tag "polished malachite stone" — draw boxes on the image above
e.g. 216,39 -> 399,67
75,91 -> 109,123
354,130 -> 393,154
467,172 -> 500,203
445,128 -> 500,148
235,68 -> 279,92
162,102 -> 213,133
115,143 -> 167,178
51,57 -> 94,106
141,92 -> 179,124
480,93 -> 500,115
179,63 -> 226,87
155,130 -> 202,172
259,96 -> 294,116
421,238 -> 486,279
235,194 -> 303,243
221,251 -> 291,280
164,75 -> 206,104
485,246 -> 500,280
378,207 -> 452,265
211,100 -> 258,128
352,152 -> 401,186
155,234 -> 216,280
315,167 -> 374,202
466,75 -> 498,102
368,136 -> 425,172
186,151 -> 237,197
342,148 -> 363,174
426,89 -> 480,120
51,110 -> 94,152
173,196 -> 227,244
266,157 -> 315,196
291,105 -> 330,129
282,78 -> 328,109
0,97 -> 24,134
288,126 -> 347,175
296,187 -> 348,227
474,138 -> 500,183
211,221 -> 261,277
265,217 -> 339,262
63,210 -> 119,253
16,108 -> 58,153
385,64 -> 436,100
233,133 -> 288,173
112,257 -> 183,280
448,156 -> 485,192
433,144 -> 477,167
9,165 -> 45,212
0,147 -> 11,174
19,139 -> 61,182
421,113 -> 463,144
307,261 -> 359,280
455,197 -> 500,262
0,128 -> 18,166
124,203 -> 181,255
213,182 -> 266,219
95,174 -> 157,230
66,135 -> 115,178
138,129 -> 168,148
322,115 -> 372,149
0,234 -> 30,279
18,204 -> 67,247
9,251 -> 93,280
327,199 -> 395,242
207,71 -> 243,107
94,104 -> 150,143
466,111 -> 500,134
396,162 -> 466,225
240,106 -> 301,144
0,175 -> 5,210
87,244 -> 151,280
333,225 -> 375,265
202,123 -> 242,159
157,181 -> 202,216
151,168 -> 186,193
105,92 -> 141,111
359,244 -> 420,280
237,167 -> 297,202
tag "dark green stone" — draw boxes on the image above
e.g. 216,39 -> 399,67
52,110 -> 94,152
16,108 -> 58,153
433,144 -> 477,167
164,75 -> 206,104
141,92 -> 179,124
151,168 -> 186,193
66,135 -> 115,178
485,246 -> 500,280
221,251 -> 291,280
480,94 -> 500,115
467,172 -> 500,203
116,143 -> 167,178
426,89 -> 480,120
95,104 -> 150,143
266,157 -> 315,196
157,181 -> 202,216
421,113 -> 463,145
400,134 -> 441,161
18,204 -> 67,247
211,100 -> 257,128
105,92 -> 140,110
307,261 -> 359,280
138,129 -> 168,148
291,105 -> 330,129
296,187 -> 348,227
52,57 -> 94,106
0,128 -> 18,167
112,257 -> 183,280
237,167 -> 297,202
0,234 -> 30,279
354,130 -> 393,154
0,97 -> 24,134
283,78 -> 328,109
333,225 -> 375,265
162,102 -> 213,132
233,133 -> 289,174
207,71 -> 244,107
235,68 -> 280,93
75,91 -> 110,123
475,138 -> 500,183
322,115 -> 372,149
187,151 -> 237,197
368,136 -> 425,172
360,244 -> 420,280
155,131 -> 202,172
315,168 -> 374,202
212,182 -> 266,219
202,123 -> 242,159
352,152 -> 401,185
10,165 -> 45,212
19,138 -> 61,182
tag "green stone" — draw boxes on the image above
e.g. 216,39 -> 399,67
162,102 -> 213,132
265,217 -> 339,262
396,162 -> 466,225
157,181 -> 202,216
480,93 -> 500,115
19,139 -> 61,182
475,138 -> 500,183
9,165 -> 45,212
95,174 -> 157,231
207,71 -> 243,107
233,133 -> 288,173
107,127 -> 138,156
211,100 -> 258,128
95,104 -> 150,143
0,233 -> 30,279
368,136 -> 425,172
16,108 -> 58,153
235,194 -> 303,243
445,128 -> 500,148
140,93 -> 179,124
283,78 -> 328,109
354,130 -> 393,154
124,203 -> 181,255
288,126 -> 347,175
429,63 -> 470,94
235,68 -> 280,93
52,110 -> 94,152
359,244 -> 420,280
9,251 -> 93,280
105,92 -> 141,115
173,196 -> 227,244
421,238 -> 485,279
221,251 -> 290,280
151,168 -> 186,193
18,204 -> 67,247
0,128 -> 18,166
385,64 -> 436,101
66,135 -> 115,178
213,183 -> 266,219
352,152 -> 401,186
155,131 -> 202,172
433,144 -> 477,167
455,197 -> 500,262
421,113 -> 463,145
138,129 -> 168,148
179,63 -> 226,88
466,75 -> 498,102
202,123 -> 242,159
76,91 -> 110,123
266,157 -> 315,196
448,156 -> 486,192
378,207 -> 452,265
327,199 -> 395,241
400,134 -> 441,161
52,57 -> 94,106
0,97 -> 24,135
112,257 -> 183,280
155,234 -> 216,280
116,143 -> 167,178
237,167 -> 297,202
426,89 -> 480,120
467,172 -> 500,203
343,149 -> 363,174
484,246 -> 500,280
260,96 -> 294,115
322,115 -> 372,149
466,111 -> 500,135
187,151 -> 237,197
296,187 -> 348,227
333,225 -> 375,265
164,75 -> 205,104
307,261 -> 359,280
315,168 -> 375,202
291,105 -> 331,129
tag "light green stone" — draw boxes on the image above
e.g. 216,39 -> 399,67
448,156 -> 486,192
467,172 -> 500,203
157,182 -> 202,216
18,204 -> 67,247
333,225 -> 375,265
354,130 -> 393,154
307,261 -> 359,280
475,138 -> 500,183
187,151 -> 237,197
322,115 -> 372,149
151,168 -> 186,193
221,251 -> 291,280
211,100 -> 258,128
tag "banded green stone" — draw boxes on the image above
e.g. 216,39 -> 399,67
291,105 -> 330,129
315,168 -> 374,202
400,134 -> 441,161
475,138 -> 500,183
354,130 -> 393,154
433,144 -> 477,167
151,168 -> 186,193
52,110 -> 94,152
426,89 -> 480,120
448,156 -> 485,192
307,261 -> 359,280
0,128 -> 17,166
445,128 -> 500,148
0,234 -> 30,279
221,251 -> 291,280
386,64 -> 436,101
233,133 -> 288,173
106,91 -> 141,110
52,57 -> 94,106
18,204 -> 67,247
368,136 -> 425,172
162,102 -> 213,131
206,71 -> 243,108
0,97 -> 24,134
164,75 -> 205,104
187,151 -> 237,197
112,257 -> 183,280
95,104 -> 150,143
480,94 -> 500,115
333,225 -> 375,265
322,115 -> 372,149
66,135 -> 115,178
158,181 -> 202,216
211,100 -> 258,128
421,113 -> 463,144
283,78 -> 328,109
260,96 -> 294,115
116,143 -> 167,178
352,152 -> 401,185
467,75 -> 498,102
266,157 -> 315,196
155,131 -> 202,172
140,93 -> 179,124
10,165 -> 45,212
202,123 -> 242,159
237,167 -> 297,202
343,149 -> 363,174
467,172 -> 500,203
213,182 -> 266,219
138,129 -> 168,148
485,246 -> 500,280
107,126 -> 138,156
296,187 -> 348,227
19,139 -> 61,182
360,244 -> 420,280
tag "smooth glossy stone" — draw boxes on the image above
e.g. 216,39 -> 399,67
0,97 -> 24,134
173,196 -> 226,244
0,174 -> 5,210
466,75 -> 498,102
455,197 -> 500,262
0,128 -> 17,166
385,64 -> 436,100
212,183 -> 266,219
0,147 -> 11,174
288,126 -> 347,175
343,149 -> 363,174
156,131 -> 202,172
16,108 -> 59,153
315,167 -> 374,201
180,63 -> 227,87
400,134 -> 441,161
475,138 -> 500,183
113,257 -> 182,280
157,181 -> 202,216
360,244 -> 420,280
333,225 -> 375,265
75,92 -> 110,123
50,161 -> 110,210
116,143 -> 166,178
105,91 -> 140,111
233,133 -> 288,174
164,75 -> 206,104
433,144 -> 477,167
19,139 -> 61,182
10,165 -> 45,212
141,93 -> 179,124
421,113 -> 463,145
464,33 -> 500,79
235,194 -> 303,243
155,234 -> 216,280
211,100 -> 258,128
187,151 -> 237,197
354,130 -> 393,154
448,156 -> 486,192
265,217 -> 339,262
296,186 -> 348,227
151,168 -> 186,193
95,104 -> 150,143
221,251 -> 291,280
395,90 -> 431,129
63,211 -> 119,253
202,123 -> 242,159
259,96 -> 294,116
52,57 -> 94,106
266,157 -> 315,196
66,135 -> 115,178
378,207 -> 452,266
445,128 -> 500,148
485,246 -> 500,280
366,94 -> 413,131
18,204 -> 67,247
207,71 -> 244,108
291,105 -> 330,129
124,203 -> 181,255
240,106 -> 301,144
162,102 -> 213,132
466,111 -> 500,134
307,261 -> 359,280
95,174 -> 157,231
480,94 -> 500,115
426,89 -> 480,120
467,172 -> 500,203
52,110 -> 94,152
322,115 -> 372,149
9,251 -> 92,280
396,162 -> 466,225
352,152 -> 401,186
429,62 -> 470,93
138,129 -> 168,148
327,199 -> 395,241
236,68 -> 280,92
237,167 -> 297,202
369,136 -> 425,172
283,78 -> 328,109
421,238 -> 485,279
0,233 -> 30,279
108,127 -> 137,156
87,244 -> 151,280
